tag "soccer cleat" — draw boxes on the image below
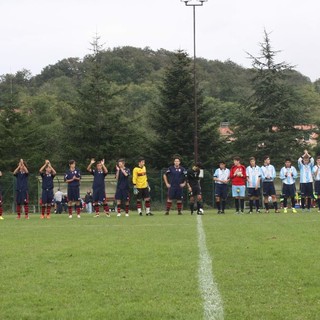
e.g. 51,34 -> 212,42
25,215 -> 29,220
265,210 -> 269,214
292,208 -> 297,213
256,209 -> 261,213
147,212 -> 154,216
125,213 -> 129,217
77,214 -> 81,218
165,211 -> 169,215
284,208 -> 288,213
69,215 -> 73,219
217,211 -> 221,214
40,215 -> 45,219
275,209 -> 280,213
247,211 -> 253,214
117,213 -> 121,217
0,216 -> 4,220
221,211 -> 225,214
235,211 -> 239,215
105,213 -> 110,217
197,210 -> 203,215
94,214 -> 100,218
16,216 -> 21,220
178,211 -> 182,215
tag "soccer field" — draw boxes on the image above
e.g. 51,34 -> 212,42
1,211 -> 320,320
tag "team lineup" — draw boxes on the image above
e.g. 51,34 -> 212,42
0,150 -> 320,220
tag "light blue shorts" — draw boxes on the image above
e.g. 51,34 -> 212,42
232,185 -> 246,197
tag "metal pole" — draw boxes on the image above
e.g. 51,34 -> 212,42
193,5 -> 198,164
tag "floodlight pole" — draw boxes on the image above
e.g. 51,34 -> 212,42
181,0 -> 207,164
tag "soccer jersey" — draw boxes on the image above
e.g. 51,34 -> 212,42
230,165 -> 246,186
261,165 -> 276,182
279,166 -> 298,185
132,166 -> 148,189
40,172 -> 55,190
117,168 -> 130,190
186,168 -> 201,188
298,157 -> 314,183
165,166 -> 186,188
213,168 -> 230,184
64,168 -> 81,187
14,171 -> 29,191
313,165 -> 320,181
246,165 -> 261,188
91,169 -> 107,189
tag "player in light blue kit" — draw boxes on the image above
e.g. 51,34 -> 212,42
246,157 -> 261,213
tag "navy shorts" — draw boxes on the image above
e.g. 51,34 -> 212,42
93,188 -> 106,202
68,186 -> 80,202
315,181 -> 320,195
214,184 -> 228,199
137,187 -> 150,200
190,185 -> 202,197
247,187 -> 261,198
42,189 -> 54,204
282,184 -> 296,197
168,187 -> 183,200
115,188 -> 130,201
300,182 -> 313,197
16,190 -> 29,205
263,182 -> 276,196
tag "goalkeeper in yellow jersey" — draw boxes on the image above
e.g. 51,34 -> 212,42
132,157 -> 153,216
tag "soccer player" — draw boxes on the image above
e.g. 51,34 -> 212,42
163,155 -> 186,215
298,150 -> 314,211
87,158 -> 110,217
132,157 -> 153,216
64,160 -> 81,218
230,156 -> 247,214
280,158 -> 298,213
13,159 -> 30,219
213,161 -> 230,214
313,156 -> 320,212
246,157 -> 262,213
39,160 -> 57,219
115,159 -> 131,217
186,162 -> 203,215
261,156 -> 279,213
0,170 -> 3,220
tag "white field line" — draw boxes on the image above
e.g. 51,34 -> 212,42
197,215 -> 224,320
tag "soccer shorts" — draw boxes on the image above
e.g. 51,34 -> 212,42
42,189 -> 54,204
315,180 -> 320,195
190,185 -> 202,197
282,184 -> 296,197
16,190 -> 29,205
214,184 -> 228,199
262,182 -> 276,197
168,187 -> 183,200
68,186 -> 80,202
300,182 -> 313,197
247,187 -> 261,198
115,188 -> 130,201
232,185 -> 245,197
93,188 -> 106,202
137,187 -> 150,200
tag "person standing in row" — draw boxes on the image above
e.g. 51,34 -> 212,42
313,156 -> 320,212
54,188 -> 64,214
132,157 -> 152,216
186,162 -> 203,215
13,159 -> 30,219
39,160 -> 56,219
279,158 -> 298,213
246,157 -> 261,214
230,156 -> 246,214
163,156 -> 186,215
298,150 -> 314,212
213,161 -> 230,214
115,159 -> 131,217
87,158 -> 110,217
64,160 -> 81,218
261,156 -> 279,213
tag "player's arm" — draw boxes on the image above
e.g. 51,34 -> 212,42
163,173 -> 170,188
48,161 -> 57,175
13,163 -> 21,175
87,158 -> 95,172
101,159 -> 108,174
132,168 -> 137,185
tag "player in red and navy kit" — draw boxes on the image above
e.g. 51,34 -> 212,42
115,159 -> 131,217
13,159 -> 29,219
39,160 -> 56,219
64,160 -> 81,218
0,170 -> 3,220
87,158 -> 110,217
163,156 -> 186,215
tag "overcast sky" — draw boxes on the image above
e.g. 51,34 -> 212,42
1,0 -> 319,81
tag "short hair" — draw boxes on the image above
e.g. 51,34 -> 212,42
285,158 -> 291,162
263,155 -> 270,161
172,154 -> 181,161
233,156 -> 240,161
137,156 -> 145,162
118,158 -> 125,163
219,160 -> 226,165
317,156 -> 320,160
249,157 -> 255,161
69,160 -> 75,165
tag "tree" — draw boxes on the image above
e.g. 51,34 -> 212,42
232,31 -> 311,166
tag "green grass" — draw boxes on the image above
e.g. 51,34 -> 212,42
1,210 -> 320,319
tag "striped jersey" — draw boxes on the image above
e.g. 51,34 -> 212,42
312,165 -> 320,181
279,166 -> 298,185
246,165 -> 261,188
213,168 -> 230,184
298,157 -> 314,183
261,164 -> 276,182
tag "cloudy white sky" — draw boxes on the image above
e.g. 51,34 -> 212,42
1,0 -> 319,81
